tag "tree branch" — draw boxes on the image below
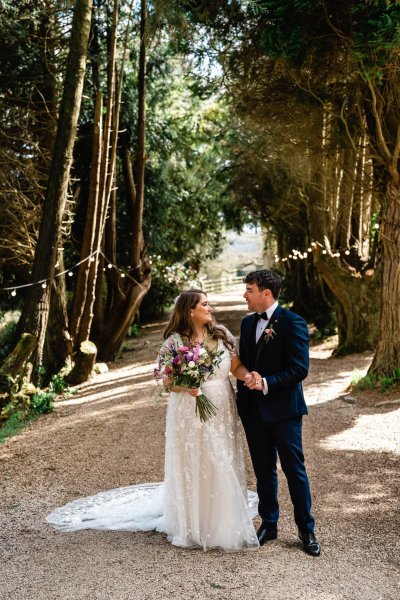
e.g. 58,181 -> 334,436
367,78 -> 392,163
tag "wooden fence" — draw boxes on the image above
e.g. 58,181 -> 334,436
199,275 -> 244,294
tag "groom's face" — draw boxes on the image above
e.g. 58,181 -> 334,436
243,283 -> 272,312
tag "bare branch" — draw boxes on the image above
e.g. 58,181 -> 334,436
367,78 -> 392,163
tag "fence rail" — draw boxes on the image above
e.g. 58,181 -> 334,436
199,275 -> 244,294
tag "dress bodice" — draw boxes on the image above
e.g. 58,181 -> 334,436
204,339 -> 232,382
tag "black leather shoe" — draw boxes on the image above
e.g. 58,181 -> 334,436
257,523 -> 278,546
298,530 -> 321,556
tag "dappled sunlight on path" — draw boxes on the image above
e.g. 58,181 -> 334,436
57,362 -> 155,408
305,352 -> 372,406
321,408 -> 400,454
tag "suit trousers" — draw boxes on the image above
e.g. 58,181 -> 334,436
242,401 -> 315,533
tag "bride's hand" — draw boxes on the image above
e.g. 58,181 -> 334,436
244,372 -> 254,388
171,385 -> 198,396
186,387 -> 199,397
245,371 -> 264,390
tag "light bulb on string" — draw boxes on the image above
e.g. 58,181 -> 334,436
345,250 -> 350,255
322,250 -> 327,255
374,223 -> 380,230
11,289 -> 16,297
107,263 -> 113,269
41,282 -> 47,288
68,272 -> 73,277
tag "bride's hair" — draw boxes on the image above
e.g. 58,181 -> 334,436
163,289 -> 234,349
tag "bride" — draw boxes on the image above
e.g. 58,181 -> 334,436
46,289 -> 259,552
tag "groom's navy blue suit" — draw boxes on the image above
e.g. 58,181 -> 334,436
237,304 -> 315,533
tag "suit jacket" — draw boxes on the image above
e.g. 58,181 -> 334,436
237,304 -> 309,423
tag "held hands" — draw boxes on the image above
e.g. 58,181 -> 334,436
244,371 -> 264,391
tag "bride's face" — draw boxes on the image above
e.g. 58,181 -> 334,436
191,294 -> 213,326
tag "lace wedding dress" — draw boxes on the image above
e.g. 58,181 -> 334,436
46,333 -> 259,552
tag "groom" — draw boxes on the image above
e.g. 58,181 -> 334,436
237,269 -> 320,556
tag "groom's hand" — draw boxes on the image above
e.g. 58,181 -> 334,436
246,371 -> 264,391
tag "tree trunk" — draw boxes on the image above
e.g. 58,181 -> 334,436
74,0 -> 118,349
314,247 -> 379,355
120,134 -> 137,235
14,0 -> 93,383
93,0 -> 152,361
0,333 -> 37,410
43,253 -> 72,379
336,146 -> 356,250
363,77 -> 400,375
70,91 -> 103,347
369,179 -> 400,373
67,340 -> 97,385
95,261 -> 152,360
131,0 -> 147,268
0,334 -> 38,381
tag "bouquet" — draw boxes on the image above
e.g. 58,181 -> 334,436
154,338 -> 224,422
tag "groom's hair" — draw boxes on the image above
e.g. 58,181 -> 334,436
244,270 -> 282,299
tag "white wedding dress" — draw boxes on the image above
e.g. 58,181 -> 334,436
46,333 -> 259,552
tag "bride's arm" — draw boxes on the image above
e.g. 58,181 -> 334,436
230,354 -> 252,382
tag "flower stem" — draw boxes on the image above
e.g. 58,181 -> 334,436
195,393 -> 218,422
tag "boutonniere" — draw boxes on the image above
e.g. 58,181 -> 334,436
263,317 -> 281,344
263,326 -> 277,344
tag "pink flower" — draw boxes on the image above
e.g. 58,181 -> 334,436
263,326 -> 277,344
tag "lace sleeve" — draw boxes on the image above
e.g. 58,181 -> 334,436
219,325 -> 239,356
154,333 -> 180,380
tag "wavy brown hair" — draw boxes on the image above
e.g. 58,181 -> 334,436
163,289 -> 234,350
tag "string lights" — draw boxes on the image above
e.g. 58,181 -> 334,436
1,249 -> 138,297
1,224 -> 380,297
273,230 -> 378,265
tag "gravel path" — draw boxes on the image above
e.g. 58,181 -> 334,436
1,291 -> 399,600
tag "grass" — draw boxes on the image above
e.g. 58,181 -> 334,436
351,368 -> 400,392
0,373 -> 75,444
0,411 -> 38,444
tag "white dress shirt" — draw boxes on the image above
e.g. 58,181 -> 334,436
255,301 -> 279,395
